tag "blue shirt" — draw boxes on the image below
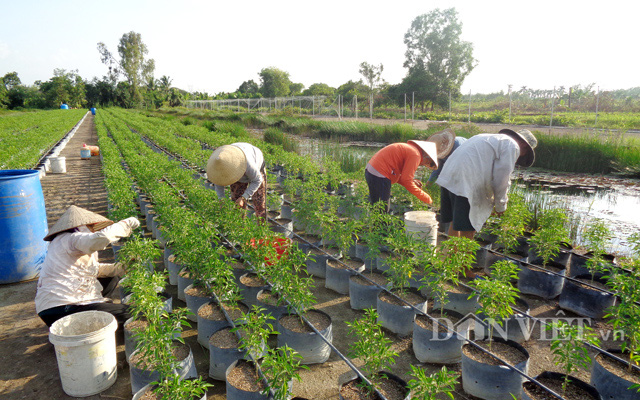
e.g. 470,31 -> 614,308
428,136 -> 467,183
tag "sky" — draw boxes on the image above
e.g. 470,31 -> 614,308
1,0 -> 638,96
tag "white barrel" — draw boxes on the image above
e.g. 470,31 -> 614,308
404,211 -> 438,246
50,157 -> 66,173
49,311 -> 118,397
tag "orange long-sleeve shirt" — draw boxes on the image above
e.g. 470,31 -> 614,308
368,142 -> 432,204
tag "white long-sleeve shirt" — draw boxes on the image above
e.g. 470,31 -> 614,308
35,219 -> 136,313
436,134 -> 520,232
215,142 -> 265,200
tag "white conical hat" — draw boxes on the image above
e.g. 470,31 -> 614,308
407,140 -> 439,169
44,205 -> 113,241
206,145 -> 247,186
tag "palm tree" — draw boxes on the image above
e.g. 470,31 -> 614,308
158,75 -> 172,93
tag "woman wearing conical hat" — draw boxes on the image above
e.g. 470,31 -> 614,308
206,142 -> 267,220
35,206 -> 140,328
365,139 -> 439,213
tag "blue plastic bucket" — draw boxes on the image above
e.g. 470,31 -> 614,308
0,170 -> 48,283
80,149 -> 91,159
90,108 -> 96,115
60,104 -> 69,110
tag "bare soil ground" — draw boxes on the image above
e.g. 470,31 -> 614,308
0,114 -> 620,399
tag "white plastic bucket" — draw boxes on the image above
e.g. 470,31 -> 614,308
50,157 -> 66,173
49,311 -> 118,397
404,211 -> 438,245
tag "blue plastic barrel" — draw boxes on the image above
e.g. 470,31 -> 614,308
90,108 -> 96,115
0,170 -> 48,283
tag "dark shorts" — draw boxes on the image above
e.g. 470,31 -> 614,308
37,277 -> 130,328
365,169 -> 391,213
440,187 -> 475,232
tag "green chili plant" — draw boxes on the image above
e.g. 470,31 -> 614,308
582,219 -> 613,279
407,365 -> 459,400
469,260 -> 520,348
528,208 -> 570,267
489,193 -> 531,254
359,201 -> 399,263
546,320 -> 601,395
346,308 -> 398,396
260,345 -> 307,400
606,260 -> 640,378
233,306 -> 276,362
151,374 -> 213,400
426,237 -> 479,314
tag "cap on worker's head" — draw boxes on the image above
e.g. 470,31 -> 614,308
44,205 -> 113,241
206,145 -> 247,186
407,140 -> 439,168
499,128 -> 537,167
426,128 -> 456,159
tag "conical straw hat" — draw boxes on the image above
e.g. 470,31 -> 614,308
426,128 -> 456,159
499,128 -> 537,167
206,145 -> 247,186
44,205 -> 113,241
407,140 -> 439,169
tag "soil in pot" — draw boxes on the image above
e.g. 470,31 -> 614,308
326,259 -> 365,295
226,359 -> 266,393
210,327 -> 241,349
463,339 -> 528,366
279,310 -> 331,333
124,318 -> 149,361
378,288 -> 427,337
198,302 -> 249,322
591,350 -> 640,400
239,272 -> 269,306
129,343 -> 191,371
523,374 -> 599,400
339,376 -> 408,400
349,271 -> 388,310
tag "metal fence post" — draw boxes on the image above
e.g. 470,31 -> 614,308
595,86 -> 600,128
549,86 -> 556,131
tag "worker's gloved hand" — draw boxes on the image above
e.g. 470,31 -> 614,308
121,217 -> 140,232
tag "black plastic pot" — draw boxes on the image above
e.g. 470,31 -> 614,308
255,289 -> 288,324
413,310 -> 469,364
475,297 -> 532,344
277,310 -> 332,365
568,252 -> 616,279
590,349 -> 640,400
270,218 -> 294,239
338,371 -> 410,400
523,371 -> 600,400
527,246 -> 572,269
280,203 -> 293,219
558,274 -> 616,319
238,272 -> 270,306
184,284 -> 212,322
326,259 -> 365,295
196,301 -> 248,348
305,247 -> 341,278
432,284 -> 479,316
166,254 -> 180,285
377,288 -> 427,337
348,271 -> 388,310
461,338 -> 530,400
129,344 -> 198,394
208,327 -> 246,381
518,261 -> 566,299
132,380 -> 206,400
225,359 -> 269,400
472,240 -> 493,270
177,268 -> 194,301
